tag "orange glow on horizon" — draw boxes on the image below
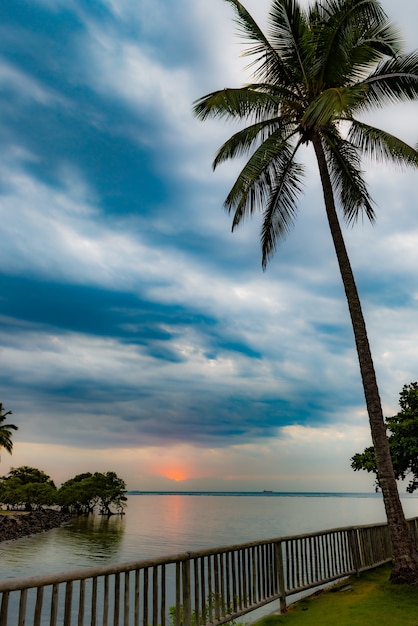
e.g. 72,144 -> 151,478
160,468 -> 188,482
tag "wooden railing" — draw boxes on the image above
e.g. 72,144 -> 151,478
0,517 -> 417,626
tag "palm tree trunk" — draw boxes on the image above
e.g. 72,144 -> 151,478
312,134 -> 418,584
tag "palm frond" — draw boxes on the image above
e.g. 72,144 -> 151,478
193,87 -> 282,123
224,0 -> 296,88
225,137 -> 285,224
302,84 -> 369,126
345,21 -> 404,83
361,52 -> 418,107
357,21 -> 403,58
0,435 -> 14,454
348,120 -> 418,166
261,139 -> 305,267
213,118 -> 296,169
321,128 -> 375,223
267,0 -> 312,86
223,131 -> 300,228
0,405 -> 17,456
314,0 -> 398,87
245,81 -> 302,98
314,0 -> 388,25
224,0 -> 273,47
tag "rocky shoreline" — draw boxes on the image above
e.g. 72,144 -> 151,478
0,510 -> 72,542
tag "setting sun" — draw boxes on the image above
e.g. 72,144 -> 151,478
161,468 -> 188,482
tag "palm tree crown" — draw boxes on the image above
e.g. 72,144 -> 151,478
194,0 -> 418,584
194,0 -> 418,265
0,403 -> 18,456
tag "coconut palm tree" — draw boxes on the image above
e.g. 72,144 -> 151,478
194,0 -> 418,583
0,404 -> 18,457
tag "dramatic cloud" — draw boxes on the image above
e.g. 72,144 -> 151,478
0,0 -> 417,491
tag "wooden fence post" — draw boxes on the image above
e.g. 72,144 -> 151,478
348,529 -> 361,576
0,592 -> 9,626
409,518 -> 418,547
275,541 -> 286,614
182,558 -> 192,626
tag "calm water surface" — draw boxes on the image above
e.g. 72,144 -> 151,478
1,492 -> 417,580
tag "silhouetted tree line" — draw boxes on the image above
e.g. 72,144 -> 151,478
0,466 -> 127,515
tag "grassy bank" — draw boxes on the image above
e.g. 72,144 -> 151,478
257,565 -> 418,626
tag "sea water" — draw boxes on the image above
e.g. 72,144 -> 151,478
0,492 -> 417,581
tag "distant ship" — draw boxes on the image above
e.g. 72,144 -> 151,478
263,490 -> 273,493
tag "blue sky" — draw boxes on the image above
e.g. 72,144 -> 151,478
0,0 -> 417,491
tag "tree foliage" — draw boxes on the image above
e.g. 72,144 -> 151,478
57,472 -> 127,515
7,466 -> 56,487
0,467 -> 127,515
352,383 -> 418,493
0,466 -> 56,511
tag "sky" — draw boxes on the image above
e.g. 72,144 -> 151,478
0,0 -> 417,492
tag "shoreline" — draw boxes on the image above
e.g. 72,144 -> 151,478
0,510 -> 72,543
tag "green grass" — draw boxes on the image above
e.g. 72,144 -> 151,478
257,565 -> 418,626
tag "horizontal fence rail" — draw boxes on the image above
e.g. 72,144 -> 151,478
0,517 -> 417,626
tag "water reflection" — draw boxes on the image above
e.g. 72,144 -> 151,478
0,530 -> 61,569
0,513 -> 126,579
59,514 -> 125,561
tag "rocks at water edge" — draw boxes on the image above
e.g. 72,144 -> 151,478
0,510 -> 72,542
